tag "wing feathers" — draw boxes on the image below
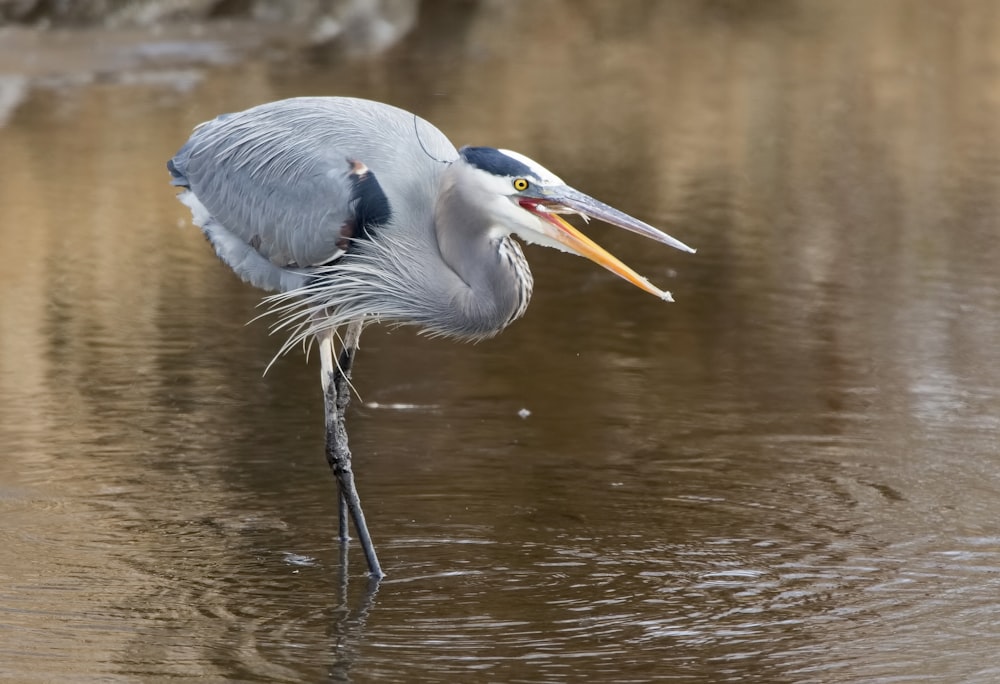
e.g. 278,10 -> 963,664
169,97 -> 457,293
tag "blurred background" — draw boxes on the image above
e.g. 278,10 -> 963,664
1,1 -> 999,681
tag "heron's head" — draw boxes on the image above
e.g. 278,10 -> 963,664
454,146 -> 695,301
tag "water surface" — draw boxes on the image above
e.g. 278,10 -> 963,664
2,1 -> 1000,681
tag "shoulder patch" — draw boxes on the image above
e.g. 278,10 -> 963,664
339,159 -> 392,252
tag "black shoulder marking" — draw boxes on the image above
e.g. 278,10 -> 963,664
346,159 -> 392,243
459,146 -> 534,179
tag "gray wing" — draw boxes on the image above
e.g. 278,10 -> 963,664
168,97 -> 458,292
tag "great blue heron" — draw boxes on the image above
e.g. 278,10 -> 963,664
168,96 -> 695,580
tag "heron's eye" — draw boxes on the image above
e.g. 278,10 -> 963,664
512,178 -> 530,192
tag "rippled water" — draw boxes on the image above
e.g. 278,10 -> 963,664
2,1 -> 1000,681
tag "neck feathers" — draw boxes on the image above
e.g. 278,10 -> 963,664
432,164 -> 534,338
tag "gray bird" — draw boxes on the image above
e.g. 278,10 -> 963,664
168,96 -> 695,579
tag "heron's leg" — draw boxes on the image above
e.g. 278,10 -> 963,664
319,334 -> 351,543
338,479 -> 350,542
319,323 -> 384,580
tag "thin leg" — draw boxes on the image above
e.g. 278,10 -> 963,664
338,486 -> 350,543
320,323 -> 385,580
319,334 -> 346,539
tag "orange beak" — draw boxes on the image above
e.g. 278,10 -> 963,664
519,187 -> 694,301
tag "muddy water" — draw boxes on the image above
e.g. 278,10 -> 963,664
2,1 -> 1000,681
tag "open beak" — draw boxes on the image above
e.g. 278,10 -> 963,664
519,186 -> 695,302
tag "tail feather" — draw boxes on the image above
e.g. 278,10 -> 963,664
166,158 -> 189,188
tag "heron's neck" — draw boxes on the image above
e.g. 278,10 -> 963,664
434,175 -> 533,338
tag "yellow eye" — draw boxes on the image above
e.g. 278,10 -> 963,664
513,178 -> 529,191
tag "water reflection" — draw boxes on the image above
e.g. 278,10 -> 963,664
2,0 -> 1000,681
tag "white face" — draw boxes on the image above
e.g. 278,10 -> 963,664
450,146 -> 579,253
467,164 -> 577,254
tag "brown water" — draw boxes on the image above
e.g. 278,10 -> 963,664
2,2 -> 1000,681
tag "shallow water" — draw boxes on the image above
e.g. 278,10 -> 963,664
2,1 -> 1000,681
